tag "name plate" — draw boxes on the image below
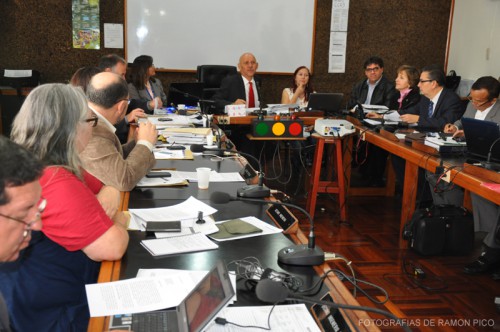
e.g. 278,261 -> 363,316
266,203 -> 298,234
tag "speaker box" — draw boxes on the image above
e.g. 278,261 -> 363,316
251,119 -> 304,138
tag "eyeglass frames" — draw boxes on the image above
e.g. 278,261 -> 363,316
467,96 -> 492,108
0,198 -> 47,238
85,116 -> 99,127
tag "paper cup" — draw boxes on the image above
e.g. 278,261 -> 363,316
196,167 -> 211,189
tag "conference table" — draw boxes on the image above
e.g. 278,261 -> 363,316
87,148 -> 376,332
348,116 -> 500,249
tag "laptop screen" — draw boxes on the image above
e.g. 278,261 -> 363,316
183,261 -> 234,332
461,117 -> 500,162
167,82 -> 204,107
306,93 -> 343,115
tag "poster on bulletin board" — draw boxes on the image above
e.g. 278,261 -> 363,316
72,0 -> 100,49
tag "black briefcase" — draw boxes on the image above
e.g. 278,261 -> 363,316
403,205 -> 474,256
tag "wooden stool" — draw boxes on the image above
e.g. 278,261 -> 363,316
306,134 -> 349,222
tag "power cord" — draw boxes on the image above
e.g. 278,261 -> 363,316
214,304 -> 277,331
401,257 -> 448,291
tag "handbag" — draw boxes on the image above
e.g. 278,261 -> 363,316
445,70 -> 461,92
403,205 -> 474,256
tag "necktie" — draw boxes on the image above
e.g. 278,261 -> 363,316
428,101 -> 434,118
248,82 -> 255,108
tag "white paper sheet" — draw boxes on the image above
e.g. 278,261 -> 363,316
86,273 -> 205,317
129,196 -> 217,224
141,232 -> 218,256
173,171 -> 244,182
204,304 -> 321,332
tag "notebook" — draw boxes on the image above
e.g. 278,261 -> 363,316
306,93 -> 343,115
108,261 -> 234,332
461,117 -> 500,162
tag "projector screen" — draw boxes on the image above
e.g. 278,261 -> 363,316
125,0 -> 316,73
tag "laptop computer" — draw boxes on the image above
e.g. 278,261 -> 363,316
108,261 -> 234,332
306,93 -> 343,115
461,117 -> 500,162
167,82 -> 204,107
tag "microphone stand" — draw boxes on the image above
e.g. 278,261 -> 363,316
481,137 -> 500,171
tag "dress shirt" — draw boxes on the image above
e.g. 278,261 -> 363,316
243,77 -> 259,108
365,77 -> 381,105
475,102 -> 495,120
428,88 -> 443,117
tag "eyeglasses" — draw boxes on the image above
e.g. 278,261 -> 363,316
85,116 -> 99,127
117,98 -> 131,105
365,67 -> 380,72
419,79 -> 434,84
0,198 -> 47,238
467,96 -> 491,107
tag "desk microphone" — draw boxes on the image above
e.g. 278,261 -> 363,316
191,145 -> 270,198
210,192 -> 324,266
374,110 -> 396,132
255,279 -> 411,332
168,86 -> 215,105
481,137 -> 500,171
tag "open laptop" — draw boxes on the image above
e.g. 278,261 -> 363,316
167,82 -> 204,107
306,93 -> 343,115
461,117 -> 500,162
108,261 -> 234,332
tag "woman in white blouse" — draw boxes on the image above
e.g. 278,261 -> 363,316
281,66 -> 314,108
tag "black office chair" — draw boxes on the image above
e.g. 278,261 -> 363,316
196,65 -> 237,100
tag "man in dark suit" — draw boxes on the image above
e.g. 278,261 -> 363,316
347,56 -> 397,109
213,52 -> 262,113
349,56 -> 397,186
400,65 -> 464,131
428,76 -> 500,278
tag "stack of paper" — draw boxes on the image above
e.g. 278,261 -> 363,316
141,232 -> 218,257
162,127 -> 211,145
424,136 -> 467,153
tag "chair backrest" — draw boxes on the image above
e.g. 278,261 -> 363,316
197,65 -> 237,89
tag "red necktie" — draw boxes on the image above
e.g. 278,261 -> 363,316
248,82 -> 255,108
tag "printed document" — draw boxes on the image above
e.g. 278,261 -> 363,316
204,304 -> 321,332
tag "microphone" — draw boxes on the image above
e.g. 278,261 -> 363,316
374,110 -> 396,132
255,279 -> 411,332
192,145 -> 270,198
210,192 -> 324,266
481,137 -> 500,171
169,86 -> 215,105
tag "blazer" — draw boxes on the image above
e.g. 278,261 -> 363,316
397,88 -> 421,115
417,88 -> 464,131
454,101 -> 500,129
213,74 -> 262,113
80,121 -> 156,191
128,78 -> 167,114
347,75 -> 397,110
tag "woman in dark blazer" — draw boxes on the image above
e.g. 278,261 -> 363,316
367,64 -> 421,118
128,55 -> 167,114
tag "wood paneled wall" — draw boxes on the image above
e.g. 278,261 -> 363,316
0,0 -> 452,106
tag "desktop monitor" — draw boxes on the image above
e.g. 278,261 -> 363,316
167,82 -> 204,107
306,93 -> 344,116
